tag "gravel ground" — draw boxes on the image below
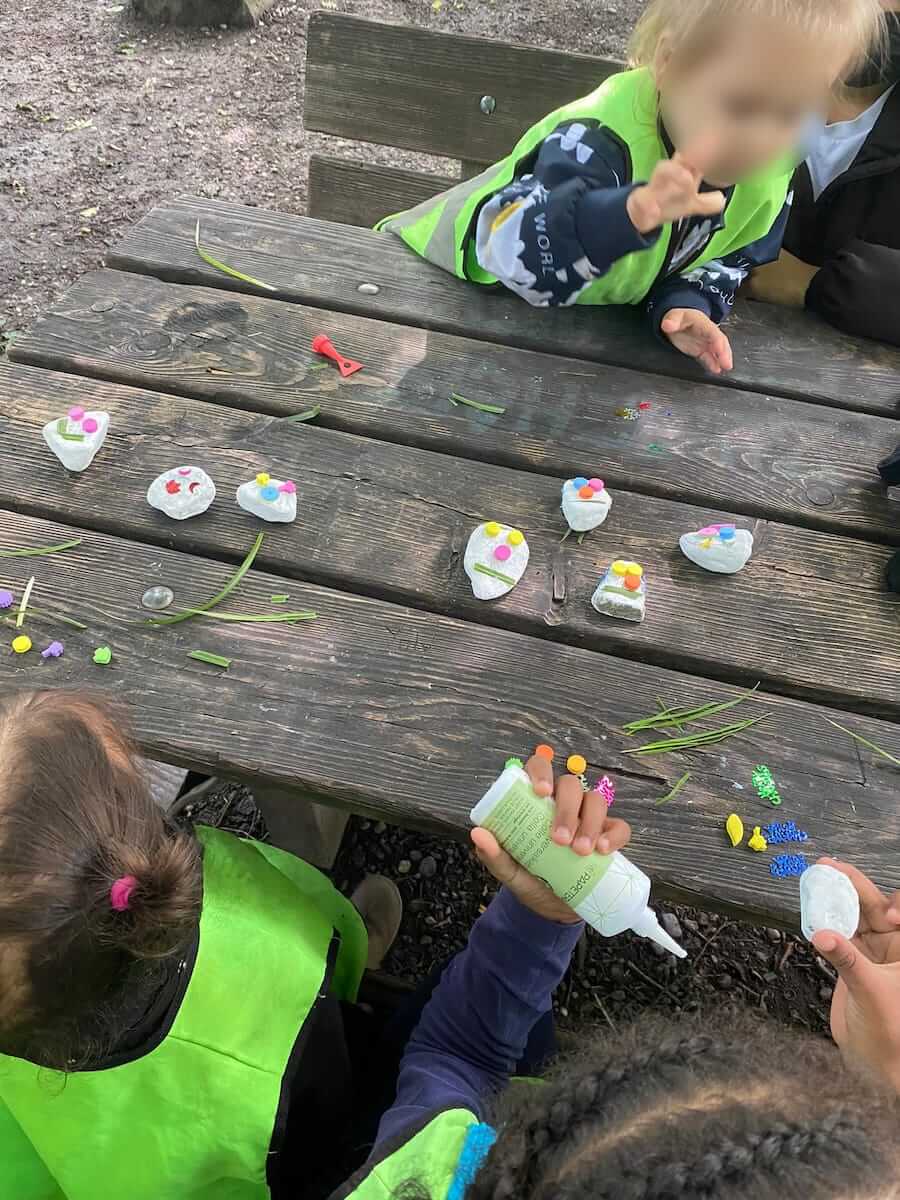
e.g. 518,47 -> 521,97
5,0 -> 833,1037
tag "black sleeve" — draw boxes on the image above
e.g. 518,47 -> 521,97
806,238 -> 900,347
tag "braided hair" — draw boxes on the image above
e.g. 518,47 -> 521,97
459,1015 -> 899,1200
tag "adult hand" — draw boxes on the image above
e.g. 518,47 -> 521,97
627,137 -> 726,234
811,858 -> 900,1094
748,250 -> 818,308
661,308 -> 734,374
471,753 -> 632,924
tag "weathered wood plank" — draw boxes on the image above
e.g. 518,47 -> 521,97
0,507 -> 897,925
12,270 -> 898,544
2,361 -> 898,717
105,198 -> 900,414
308,156 -> 456,228
305,13 -> 620,165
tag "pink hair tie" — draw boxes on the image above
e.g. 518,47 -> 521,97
110,876 -> 138,912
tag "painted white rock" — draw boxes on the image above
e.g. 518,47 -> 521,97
679,524 -> 753,574
800,864 -> 860,943
561,476 -> 612,532
147,466 -> 216,521
464,521 -> 529,600
42,406 -> 109,473
591,559 -> 646,623
236,472 -> 297,523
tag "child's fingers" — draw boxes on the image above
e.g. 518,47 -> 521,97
471,827 -> 519,886
661,309 -> 687,335
525,752 -> 554,798
818,858 -> 893,933
596,816 -> 632,856
552,773 -> 586,847
573,788 -> 609,855
688,190 -> 726,218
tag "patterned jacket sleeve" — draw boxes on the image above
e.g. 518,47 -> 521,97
646,198 -> 792,333
474,119 -> 659,307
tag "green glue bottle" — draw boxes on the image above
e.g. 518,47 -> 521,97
471,763 -> 687,958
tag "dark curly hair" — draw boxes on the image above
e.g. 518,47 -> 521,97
413,1014 -> 900,1200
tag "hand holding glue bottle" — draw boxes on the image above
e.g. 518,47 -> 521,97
470,751 -> 686,957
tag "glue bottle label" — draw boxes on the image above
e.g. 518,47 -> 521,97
476,775 -> 614,906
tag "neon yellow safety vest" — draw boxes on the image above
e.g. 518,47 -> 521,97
334,1110 -> 477,1200
377,67 -> 794,306
0,825 -> 368,1200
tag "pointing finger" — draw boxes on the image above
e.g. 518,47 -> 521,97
525,752 -> 554,798
552,773 -> 586,847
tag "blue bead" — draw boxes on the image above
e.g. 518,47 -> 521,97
719,526 -> 736,541
261,485 -> 279,502
572,477 -> 589,490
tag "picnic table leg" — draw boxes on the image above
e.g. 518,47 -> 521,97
252,785 -> 350,870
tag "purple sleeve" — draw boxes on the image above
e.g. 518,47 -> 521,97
372,888 -> 584,1152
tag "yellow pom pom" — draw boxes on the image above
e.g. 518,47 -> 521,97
626,563 -> 643,577
726,813 -> 744,849
507,530 -> 525,547
256,472 -> 271,486
484,522 -> 502,538
567,754 -> 587,776
611,560 -> 629,576
12,635 -> 32,655
748,826 -> 768,853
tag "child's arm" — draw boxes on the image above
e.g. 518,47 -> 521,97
647,200 -> 791,374
474,122 -> 723,308
371,756 -> 632,1154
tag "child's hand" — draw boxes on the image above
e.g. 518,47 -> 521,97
811,859 -> 900,1094
661,308 -> 734,375
627,139 -> 726,234
471,754 -> 632,925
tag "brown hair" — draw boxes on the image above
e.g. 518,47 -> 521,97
455,1015 -> 900,1199
0,690 -> 202,1069
629,0 -> 886,78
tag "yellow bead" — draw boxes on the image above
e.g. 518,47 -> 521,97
726,813 -> 744,849
256,472 -> 271,486
611,560 -> 629,576
748,827 -> 768,853
484,522 -> 502,538
567,754 -> 587,776
12,636 -> 31,655
507,530 -> 524,547
626,563 -> 643,577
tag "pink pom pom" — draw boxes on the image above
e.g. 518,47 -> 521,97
178,467 -> 192,476
280,481 -> 297,494
588,478 -> 604,491
110,875 -> 138,912
494,545 -> 512,562
68,406 -> 85,422
82,418 -> 99,434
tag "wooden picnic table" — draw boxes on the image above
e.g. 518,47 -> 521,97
4,195 -> 900,928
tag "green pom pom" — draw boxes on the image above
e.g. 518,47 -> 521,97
504,756 -> 524,770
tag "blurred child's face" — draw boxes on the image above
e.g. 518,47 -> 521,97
656,16 -> 850,185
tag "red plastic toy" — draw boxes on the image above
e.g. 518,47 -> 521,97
311,334 -> 363,378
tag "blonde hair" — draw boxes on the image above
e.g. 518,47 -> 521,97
629,0 -> 886,77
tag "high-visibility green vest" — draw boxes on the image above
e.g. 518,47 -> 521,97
0,825 -> 368,1200
335,1110 -> 477,1200
377,67 -> 794,306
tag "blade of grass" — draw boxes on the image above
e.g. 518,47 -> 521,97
1,608 -> 88,632
188,650 -> 232,669
270,594 -> 289,604
147,534 -> 264,627
449,392 -> 506,415
284,405 -> 320,424
824,718 -> 900,768
194,220 -> 276,292
16,576 -> 35,629
163,609 -> 316,624
0,538 -> 82,559
624,714 -> 769,756
657,772 -> 691,805
623,684 -> 760,734
473,563 -> 516,586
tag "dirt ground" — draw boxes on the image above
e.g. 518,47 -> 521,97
3,0 -> 834,1036
1,0 -> 644,344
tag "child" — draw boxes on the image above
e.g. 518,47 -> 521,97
334,753 -> 900,1200
378,0 -> 884,375
0,689 -> 374,1200
750,2 -> 900,345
